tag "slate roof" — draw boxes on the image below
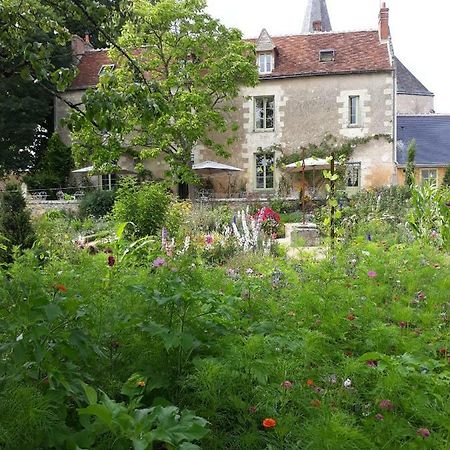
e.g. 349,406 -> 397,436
395,57 -> 433,97
69,30 -> 392,89
302,0 -> 332,33
397,115 -> 450,166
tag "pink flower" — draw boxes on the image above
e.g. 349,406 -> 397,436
367,271 -> 377,278
281,380 -> 293,389
374,413 -> 384,421
366,360 -> 378,368
205,235 -> 214,245
417,428 -> 431,438
399,321 -> 408,328
153,257 -> 166,268
379,399 -> 394,411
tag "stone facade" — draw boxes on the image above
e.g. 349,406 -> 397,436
396,94 -> 435,115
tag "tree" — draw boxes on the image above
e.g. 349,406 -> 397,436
0,184 -> 35,262
0,0 -> 128,176
405,139 -> 416,188
69,0 -> 259,183
24,133 -> 74,195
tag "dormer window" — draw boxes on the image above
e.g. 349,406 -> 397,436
258,53 -> 273,74
319,49 -> 336,62
98,64 -> 115,75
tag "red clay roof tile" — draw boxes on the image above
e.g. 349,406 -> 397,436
70,30 -> 391,90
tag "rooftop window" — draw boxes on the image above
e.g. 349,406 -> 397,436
319,49 -> 336,62
98,64 -> 115,75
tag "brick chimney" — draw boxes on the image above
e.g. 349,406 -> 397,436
71,34 -> 93,63
379,2 -> 390,41
313,20 -> 322,32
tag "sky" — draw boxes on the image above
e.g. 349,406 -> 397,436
206,0 -> 450,113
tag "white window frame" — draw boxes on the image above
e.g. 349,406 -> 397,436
257,53 -> 273,74
421,168 -> 438,185
98,64 -> 115,75
345,162 -> 361,188
348,95 -> 360,126
101,173 -> 117,191
254,96 -> 275,131
255,152 -> 275,190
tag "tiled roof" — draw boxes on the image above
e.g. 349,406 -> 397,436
70,50 -> 112,90
69,30 -> 392,90
397,115 -> 450,166
256,31 -> 392,79
395,57 -> 433,97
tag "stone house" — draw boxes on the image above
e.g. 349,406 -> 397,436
55,0 -> 437,197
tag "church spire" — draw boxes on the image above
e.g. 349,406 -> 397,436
302,0 -> 332,33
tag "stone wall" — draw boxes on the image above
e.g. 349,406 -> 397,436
27,200 -> 79,218
396,94 -> 435,114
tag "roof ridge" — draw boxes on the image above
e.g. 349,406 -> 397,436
247,29 -> 378,40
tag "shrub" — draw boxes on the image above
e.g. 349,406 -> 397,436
113,178 -> 172,237
79,189 -> 116,218
0,183 -> 35,262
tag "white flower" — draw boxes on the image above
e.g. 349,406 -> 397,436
16,333 -> 23,342
343,378 -> 352,388
362,251 -> 370,257
246,268 -> 254,275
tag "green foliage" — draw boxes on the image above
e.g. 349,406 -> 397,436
443,164 -> 450,186
79,189 -> 116,218
24,134 -> 73,194
408,182 -> 450,249
0,183 -> 35,262
405,139 -> 417,188
69,0 -> 259,182
187,204 -> 234,233
113,178 -> 172,237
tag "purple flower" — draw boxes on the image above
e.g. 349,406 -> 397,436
153,257 -> 166,268
281,380 -> 293,389
367,271 -> 377,278
205,235 -> 214,245
379,399 -> 394,411
417,428 -> 431,438
366,233 -> 372,241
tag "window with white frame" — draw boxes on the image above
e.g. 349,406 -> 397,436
258,53 -> 273,74
255,96 -> 274,130
349,95 -> 360,126
345,162 -> 361,187
255,152 -> 275,189
101,173 -> 117,190
421,168 -> 437,185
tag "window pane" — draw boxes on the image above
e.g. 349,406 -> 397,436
265,55 -> 272,72
255,99 -> 264,129
258,54 -> 265,73
265,99 -> 274,129
346,163 -> 360,187
265,175 -> 274,189
349,96 -> 359,125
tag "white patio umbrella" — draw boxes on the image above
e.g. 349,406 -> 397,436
192,161 -> 243,173
284,157 -> 331,172
192,161 -> 243,197
71,165 -> 137,175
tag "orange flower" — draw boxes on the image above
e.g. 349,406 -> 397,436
262,418 -> 276,429
137,380 -> 145,387
55,284 -> 67,293
306,379 -> 314,386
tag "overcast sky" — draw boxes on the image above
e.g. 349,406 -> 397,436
206,0 -> 450,113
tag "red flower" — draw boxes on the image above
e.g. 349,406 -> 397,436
306,379 -> 314,387
55,284 -> 67,293
399,321 -> 408,328
347,314 -> 356,321
108,255 -> 116,267
262,418 -> 276,429
366,360 -> 378,367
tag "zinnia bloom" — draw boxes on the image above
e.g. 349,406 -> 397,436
55,284 -> 67,293
262,418 -> 276,429
107,255 -> 116,267
152,257 -> 166,268
306,379 -> 314,386
367,271 -> 377,278
417,428 -> 430,438
379,399 -> 394,411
